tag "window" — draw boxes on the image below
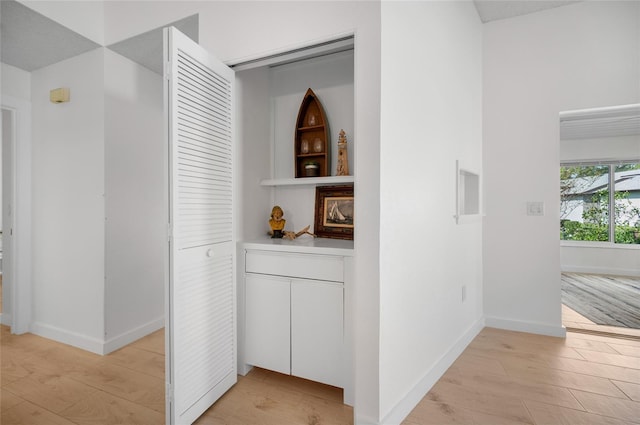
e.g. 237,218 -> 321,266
560,162 -> 640,244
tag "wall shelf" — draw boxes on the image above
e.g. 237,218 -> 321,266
260,175 -> 354,187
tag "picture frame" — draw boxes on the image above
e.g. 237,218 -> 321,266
314,185 -> 354,240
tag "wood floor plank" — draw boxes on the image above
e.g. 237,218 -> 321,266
450,352 -> 509,376
66,361 -> 165,413
196,371 -> 353,425
198,374 -> 306,425
499,359 -> 629,399
442,367 -> 584,410
1,400 -> 78,425
0,347 -> 33,385
3,373 -> 98,414
562,304 -> 595,324
58,389 -> 164,425
0,389 -> 24,411
545,355 -> 640,384
612,380 -> 640,402
403,398 -> 477,424
298,392 -> 353,425
468,337 -> 586,361
524,399 -> 632,425
575,348 -> 640,369
566,330 -> 640,348
106,345 -> 165,379
424,380 -> 534,423
128,329 -> 164,355
563,335 -> 622,354
608,342 -> 640,358
570,389 -> 640,423
256,368 -> 344,403
4,325 -> 639,425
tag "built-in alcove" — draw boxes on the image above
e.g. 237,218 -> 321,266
235,38 -> 355,240
455,160 -> 481,224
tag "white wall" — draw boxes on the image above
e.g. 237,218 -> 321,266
561,243 -> 640,277
1,63 -> 31,100
31,48 -> 106,351
483,1 -> 640,336
104,49 -> 165,351
379,1 -> 483,422
236,66 -> 272,243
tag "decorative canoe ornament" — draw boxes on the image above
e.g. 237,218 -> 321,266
295,88 -> 330,178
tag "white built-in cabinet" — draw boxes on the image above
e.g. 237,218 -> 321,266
244,248 -> 345,389
236,39 -> 355,405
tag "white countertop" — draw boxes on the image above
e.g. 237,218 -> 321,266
242,236 -> 354,256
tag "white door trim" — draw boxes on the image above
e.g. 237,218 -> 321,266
1,94 -> 32,334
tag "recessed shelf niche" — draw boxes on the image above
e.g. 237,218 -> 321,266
455,160 -> 481,224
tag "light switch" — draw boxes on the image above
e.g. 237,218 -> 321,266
526,201 -> 544,216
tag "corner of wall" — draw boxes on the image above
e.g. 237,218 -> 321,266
484,315 -> 566,338
380,318 -> 485,425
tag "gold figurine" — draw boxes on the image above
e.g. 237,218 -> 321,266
268,205 -> 316,240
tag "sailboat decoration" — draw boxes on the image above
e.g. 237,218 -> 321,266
328,202 -> 346,222
294,88 -> 330,178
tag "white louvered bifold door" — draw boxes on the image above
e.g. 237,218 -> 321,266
164,27 -> 236,425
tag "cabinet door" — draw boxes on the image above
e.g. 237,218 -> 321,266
291,280 -> 343,388
245,274 -> 291,375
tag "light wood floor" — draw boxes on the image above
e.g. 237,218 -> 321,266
564,303 -> 640,339
2,326 -> 639,424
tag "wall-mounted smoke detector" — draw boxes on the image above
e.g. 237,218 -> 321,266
50,88 -> 70,103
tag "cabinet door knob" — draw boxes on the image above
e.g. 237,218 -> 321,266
206,249 -> 215,258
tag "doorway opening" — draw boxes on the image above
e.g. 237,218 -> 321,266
559,104 -> 640,340
1,107 -> 11,327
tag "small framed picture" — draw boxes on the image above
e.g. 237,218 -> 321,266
314,185 -> 354,240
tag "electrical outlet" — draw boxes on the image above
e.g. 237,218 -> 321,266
462,285 -> 467,302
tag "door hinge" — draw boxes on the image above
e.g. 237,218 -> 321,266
164,62 -> 172,80
166,382 -> 173,403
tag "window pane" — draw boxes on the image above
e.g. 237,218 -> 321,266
560,165 -> 609,242
614,163 -> 640,244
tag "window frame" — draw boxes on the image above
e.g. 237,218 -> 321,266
560,159 -> 640,246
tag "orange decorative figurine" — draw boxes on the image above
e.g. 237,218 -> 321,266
268,205 -> 316,240
269,205 -> 286,238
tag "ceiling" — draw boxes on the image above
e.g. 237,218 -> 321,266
0,0 -> 100,72
106,15 -> 198,74
0,0 -> 197,75
473,0 -> 581,23
1,0 -> 580,74
560,104 -> 640,140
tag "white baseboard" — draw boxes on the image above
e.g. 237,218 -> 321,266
30,321 -> 106,355
103,317 -> 164,354
561,265 -> 640,277
31,317 -> 165,355
484,316 -> 566,338
380,317 -> 485,425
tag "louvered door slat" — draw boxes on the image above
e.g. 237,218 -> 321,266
165,27 -> 236,425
